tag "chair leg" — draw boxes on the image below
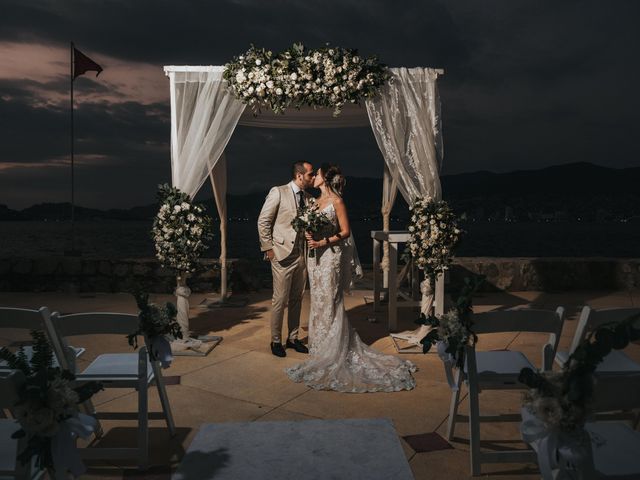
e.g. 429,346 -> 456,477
153,363 -> 176,436
138,381 -> 149,470
446,372 -> 462,441
468,384 -> 482,476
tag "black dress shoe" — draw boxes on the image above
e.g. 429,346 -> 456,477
286,339 -> 309,354
271,342 -> 286,357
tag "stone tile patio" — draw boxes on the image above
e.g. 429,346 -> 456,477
1,287 -> 638,479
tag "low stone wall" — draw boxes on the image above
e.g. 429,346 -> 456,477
0,256 -> 638,293
0,257 -> 266,294
451,257 -> 640,292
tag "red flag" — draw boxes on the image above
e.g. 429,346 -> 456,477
73,47 -> 103,80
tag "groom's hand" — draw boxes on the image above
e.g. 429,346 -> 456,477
265,249 -> 275,261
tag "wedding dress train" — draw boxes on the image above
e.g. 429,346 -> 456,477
285,203 -> 416,393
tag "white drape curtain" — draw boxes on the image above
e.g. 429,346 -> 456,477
380,164 -> 398,274
209,154 -> 228,300
366,67 -> 443,203
169,69 -> 245,197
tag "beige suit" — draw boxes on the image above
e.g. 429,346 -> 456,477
257,183 -> 311,343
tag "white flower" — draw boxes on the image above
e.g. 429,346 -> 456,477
276,87 -> 283,95
290,72 -> 298,81
333,86 -> 340,94
181,202 -> 190,210
174,205 -> 181,213
353,56 -> 360,63
266,80 -> 274,89
235,71 -> 246,84
255,59 -> 262,66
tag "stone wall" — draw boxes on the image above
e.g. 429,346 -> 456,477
0,256 -> 638,293
0,257 -> 265,294
450,257 -> 640,292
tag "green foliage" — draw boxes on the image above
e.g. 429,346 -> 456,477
128,292 -> 182,360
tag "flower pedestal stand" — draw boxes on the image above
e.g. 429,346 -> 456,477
171,274 -> 221,356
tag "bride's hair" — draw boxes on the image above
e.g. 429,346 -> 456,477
320,163 -> 346,196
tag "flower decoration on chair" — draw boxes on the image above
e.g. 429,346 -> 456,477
151,184 -> 214,274
127,292 -> 182,368
416,276 -> 484,364
519,313 -> 640,432
0,330 -> 102,478
223,42 -> 390,116
406,196 -> 463,280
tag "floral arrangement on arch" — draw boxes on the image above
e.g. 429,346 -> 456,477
0,330 -> 102,477
519,313 -> 640,432
406,196 -> 463,279
223,42 -> 390,116
152,184 -> 214,274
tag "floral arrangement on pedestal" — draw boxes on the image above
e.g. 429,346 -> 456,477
152,183 -> 214,275
518,313 -> 640,478
0,330 -> 102,479
127,292 -> 182,368
406,196 -> 463,279
223,42 -> 390,116
151,184 -> 214,341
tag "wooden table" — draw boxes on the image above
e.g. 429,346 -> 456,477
371,230 -> 444,331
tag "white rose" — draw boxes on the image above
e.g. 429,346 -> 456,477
290,72 -> 298,81
333,86 -> 340,94
181,202 -> 190,210
266,80 -> 274,89
255,59 -> 262,65
235,72 -> 246,84
353,56 -> 360,63
174,205 -> 181,213
275,87 -> 283,95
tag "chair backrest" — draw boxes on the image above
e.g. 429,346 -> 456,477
569,307 -> 640,355
0,307 -> 50,331
469,307 -> 565,371
0,370 -> 25,409
45,312 -> 140,373
592,373 -> 640,413
50,312 -> 139,337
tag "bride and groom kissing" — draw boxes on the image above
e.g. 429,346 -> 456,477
257,161 -> 416,393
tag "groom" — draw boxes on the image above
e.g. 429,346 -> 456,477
258,162 -> 315,357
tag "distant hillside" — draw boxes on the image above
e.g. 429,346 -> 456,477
3,162 -> 639,222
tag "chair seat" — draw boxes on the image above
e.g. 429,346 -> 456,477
78,353 -> 154,383
466,350 -> 535,386
556,350 -> 640,373
586,422 -> 640,477
0,345 -> 84,370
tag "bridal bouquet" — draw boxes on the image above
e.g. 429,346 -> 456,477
152,184 -> 214,274
290,202 -> 332,258
224,42 -> 390,116
0,330 -> 102,478
406,196 -> 463,279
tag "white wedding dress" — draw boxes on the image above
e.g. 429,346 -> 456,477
285,203 -> 416,393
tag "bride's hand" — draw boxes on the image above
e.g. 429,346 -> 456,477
305,232 -> 321,249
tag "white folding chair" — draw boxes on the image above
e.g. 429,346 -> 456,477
0,370 -> 40,479
0,307 -> 84,370
556,306 -> 640,374
44,312 -> 176,470
446,307 -> 565,476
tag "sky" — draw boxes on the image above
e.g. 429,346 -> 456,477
0,0 -> 639,210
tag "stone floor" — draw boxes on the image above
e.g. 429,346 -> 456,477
1,287 -> 639,479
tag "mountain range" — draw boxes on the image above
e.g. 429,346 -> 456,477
2,162 -> 639,222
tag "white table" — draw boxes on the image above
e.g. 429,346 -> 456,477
371,230 -> 444,331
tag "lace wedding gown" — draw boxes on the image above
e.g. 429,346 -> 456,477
285,203 -> 416,393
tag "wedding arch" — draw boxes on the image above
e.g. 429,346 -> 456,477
162,64 -> 445,338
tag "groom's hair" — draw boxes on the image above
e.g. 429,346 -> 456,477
291,161 -> 307,179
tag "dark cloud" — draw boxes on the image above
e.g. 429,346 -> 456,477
1,0 -> 640,208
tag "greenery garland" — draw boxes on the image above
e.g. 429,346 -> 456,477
223,42 -> 390,116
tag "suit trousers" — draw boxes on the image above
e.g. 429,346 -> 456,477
270,245 -> 307,343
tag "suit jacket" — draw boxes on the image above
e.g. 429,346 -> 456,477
257,184 -> 312,261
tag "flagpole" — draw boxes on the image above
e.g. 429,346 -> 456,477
69,41 -> 76,255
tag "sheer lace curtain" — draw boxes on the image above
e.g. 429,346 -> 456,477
366,67 -> 444,323
366,67 -> 443,203
168,68 -> 245,198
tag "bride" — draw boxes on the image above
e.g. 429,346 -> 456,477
285,163 -> 416,393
